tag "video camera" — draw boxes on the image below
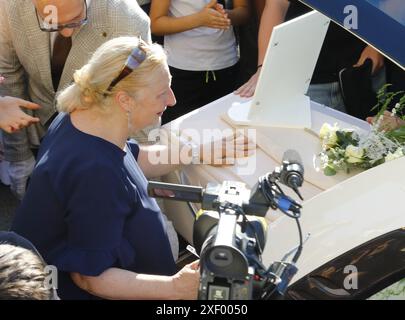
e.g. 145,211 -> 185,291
148,150 -> 306,300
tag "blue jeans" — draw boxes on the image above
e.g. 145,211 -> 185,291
306,67 -> 387,113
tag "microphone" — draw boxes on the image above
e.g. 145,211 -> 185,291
280,149 -> 304,200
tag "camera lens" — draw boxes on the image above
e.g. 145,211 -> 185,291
210,247 -> 233,267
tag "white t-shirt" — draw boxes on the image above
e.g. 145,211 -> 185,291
164,0 -> 238,71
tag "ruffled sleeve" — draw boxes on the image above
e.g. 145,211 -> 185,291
51,238 -> 136,276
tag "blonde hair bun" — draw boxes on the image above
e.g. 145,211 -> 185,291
57,37 -> 167,113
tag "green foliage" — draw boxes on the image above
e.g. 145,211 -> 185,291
336,130 -> 358,148
372,84 -> 391,113
372,84 -> 405,120
386,126 -> 405,143
323,165 -> 337,176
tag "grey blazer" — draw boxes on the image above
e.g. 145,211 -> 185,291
0,0 -> 151,161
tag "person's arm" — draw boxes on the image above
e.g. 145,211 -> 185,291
226,0 -> 250,26
58,165 -> 200,300
0,2 -> 37,199
257,0 -> 290,67
0,96 -> 40,133
254,0 -> 266,19
354,45 -> 385,75
137,131 -> 256,179
235,0 -> 290,97
0,76 -> 40,133
71,261 -> 200,300
150,0 -> 231,36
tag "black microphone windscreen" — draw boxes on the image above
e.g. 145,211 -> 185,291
283,149 -> 303,166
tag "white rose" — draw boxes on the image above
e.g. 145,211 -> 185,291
320,123 -> 338,147
326,131 -> 338,147
385,148 -> 404,162
319,123 -> 333,140
345,145 -> 364,163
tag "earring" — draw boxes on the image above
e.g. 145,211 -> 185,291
127,108 -> 133,135
126,109 -> 130,123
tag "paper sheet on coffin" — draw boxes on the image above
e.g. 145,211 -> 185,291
262,155 -> 405,284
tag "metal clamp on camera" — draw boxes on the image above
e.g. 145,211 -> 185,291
148,149 -> 306,300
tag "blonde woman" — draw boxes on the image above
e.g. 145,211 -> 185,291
11,37 -> 253,300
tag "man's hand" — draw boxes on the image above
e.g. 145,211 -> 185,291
234,69 -> 261,98
367,110 -> 405,131
354,45 -> 385,75
197,0 -> 231,29
0,96 -> 40,133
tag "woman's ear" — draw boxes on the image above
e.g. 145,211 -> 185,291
115,91 -> 134,113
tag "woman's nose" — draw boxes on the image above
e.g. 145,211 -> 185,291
166,88 -> 176,107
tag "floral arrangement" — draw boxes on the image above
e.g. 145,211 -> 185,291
319,85 -> 405,176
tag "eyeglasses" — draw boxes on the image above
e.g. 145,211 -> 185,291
104,46 -> 147,96
35,0 -> 88,32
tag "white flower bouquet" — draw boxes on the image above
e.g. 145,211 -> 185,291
319,86 -> 405,176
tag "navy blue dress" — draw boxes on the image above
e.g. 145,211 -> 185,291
11,113 -> 176,300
